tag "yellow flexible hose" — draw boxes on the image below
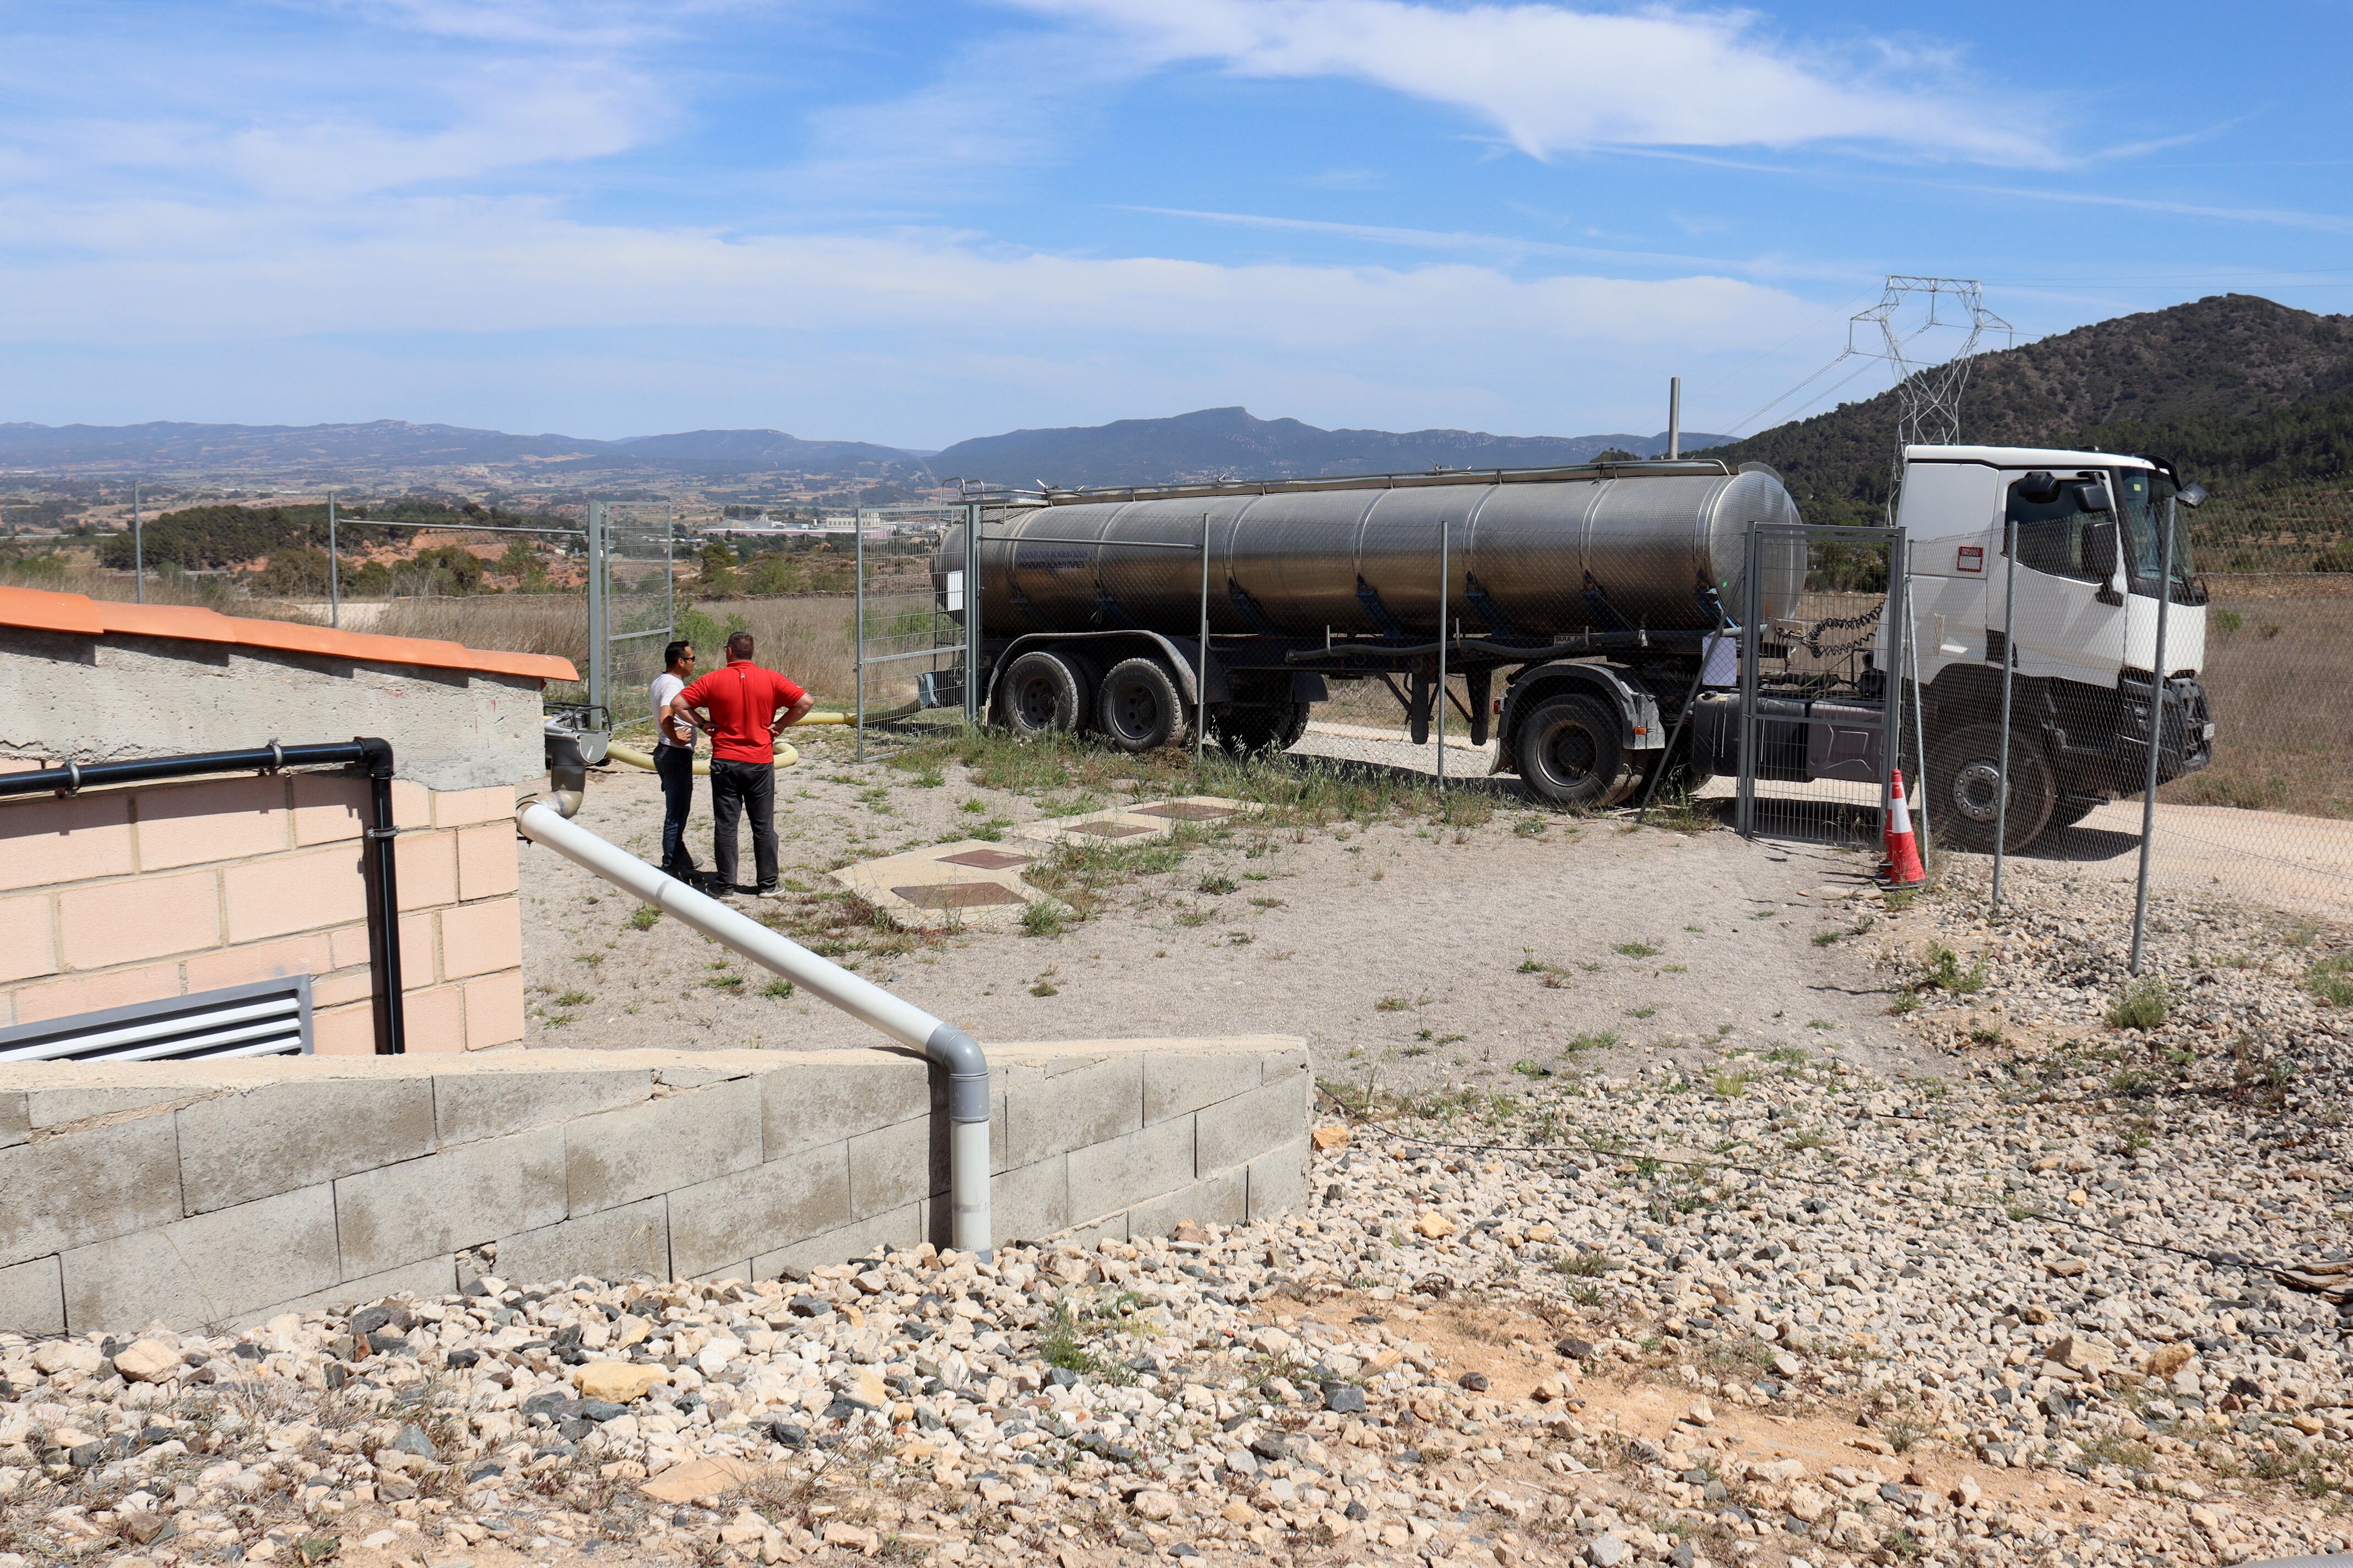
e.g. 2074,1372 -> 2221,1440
606,739 -> 799,774
604,702 -> 922,774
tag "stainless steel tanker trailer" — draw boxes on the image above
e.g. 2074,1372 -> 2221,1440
930,447 -> 2213,843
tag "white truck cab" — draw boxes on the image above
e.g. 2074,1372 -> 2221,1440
1892,444 -> 2214,849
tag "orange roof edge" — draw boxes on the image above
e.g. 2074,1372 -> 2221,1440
0,585 -> 578,685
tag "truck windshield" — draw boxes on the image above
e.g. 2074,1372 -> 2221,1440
2115,468 -> 2195,599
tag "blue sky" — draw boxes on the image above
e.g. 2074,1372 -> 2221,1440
6,0 -> 2352,450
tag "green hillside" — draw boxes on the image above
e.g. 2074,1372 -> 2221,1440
1699,294 -> 2353,569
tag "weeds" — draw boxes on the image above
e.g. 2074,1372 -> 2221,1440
627,906 -> 660,930
2107,976 -> 2170,1031
2308,953 -> 2353,1008
1197,872 -> 1238,895
1614,941 -> 1661,958
760,978 -> 795,1000
1020,900 -> 1069,938
1920,943 -> 1988,994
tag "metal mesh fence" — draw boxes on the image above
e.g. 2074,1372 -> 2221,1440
594,502 -> 677,733
854,520 -> 963,761
1728,525 -> 1902,850
1923,471 -> 2353,950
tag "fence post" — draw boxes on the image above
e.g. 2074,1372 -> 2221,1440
1436,518 -> 1450,789
328,491 -> 340,629
1196,513 -> 1211,761
1992,518 -> 2017,910
2128,496 -> 2177,975
1877,531 -> 1907,847
1736,525 -> 1761,838
132,481 -> 144,604
585,501 -> 608,717
964,501 -> 981,727
855,518 -> 867,764
1904,550 -> 1929,852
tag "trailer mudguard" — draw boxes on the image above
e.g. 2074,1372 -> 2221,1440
1492,661 -> 1665,775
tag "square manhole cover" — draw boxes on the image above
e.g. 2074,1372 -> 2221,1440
1132,801 -> 1233,820
890,883 -> 1026,909
937,848 -> 1033,870
1070,821 -> 1155,837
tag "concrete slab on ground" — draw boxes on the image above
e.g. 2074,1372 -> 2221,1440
1012,796 -> 1259,847
827,839 -> 1054,930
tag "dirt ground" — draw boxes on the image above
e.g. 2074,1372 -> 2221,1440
516,727 -> 1933,1089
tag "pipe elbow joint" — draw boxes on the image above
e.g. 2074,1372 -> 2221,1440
353,736 -> 395,779
924,1021 -> 991,1124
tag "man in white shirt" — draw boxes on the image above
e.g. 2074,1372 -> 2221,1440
650,641 -> 702,881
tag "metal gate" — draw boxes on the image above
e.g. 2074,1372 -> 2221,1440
852,508 -> 967,761
585,501 -> 677,731
1732,523 -> 1913,848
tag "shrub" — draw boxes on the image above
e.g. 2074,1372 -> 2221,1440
2107,976 -> 2170,1031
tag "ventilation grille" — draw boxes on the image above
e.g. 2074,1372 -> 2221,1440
0,976 -> 315,1065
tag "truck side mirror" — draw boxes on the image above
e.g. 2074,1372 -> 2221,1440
2016,471 -> 2062,504
2073,479 -> 2113,513
2177,482 -> 2208,508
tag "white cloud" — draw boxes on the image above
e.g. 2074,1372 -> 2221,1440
0,200 -> 1807,348
1007,0 -> 2057,165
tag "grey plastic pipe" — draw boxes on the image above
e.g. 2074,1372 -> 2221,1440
513,800 -> 992,1258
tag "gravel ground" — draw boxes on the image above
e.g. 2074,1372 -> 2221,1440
517,729 -> 1927,1092
8,734 -> 2345,1568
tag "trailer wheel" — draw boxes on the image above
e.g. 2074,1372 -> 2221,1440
1926,723 -> 2054,853
1215,700 -> 1307,755
1098,657 -> 1187,752
995,650 -> 1088,739
1515,693 -> 1632,809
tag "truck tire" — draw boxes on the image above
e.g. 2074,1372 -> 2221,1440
1215,700 -> 1307,755
995,650 -> 1088,739
1515,693 -> 1633,809
1926,723 -> 2054,853
1097,657 -> 1187,752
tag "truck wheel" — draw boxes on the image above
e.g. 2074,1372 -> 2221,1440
1925,724 -> 2054,853
1098,657 -> 1187,752
1215,700 -> 1306,755
995,650 -> 1087,739
1515,693 -> 1631,809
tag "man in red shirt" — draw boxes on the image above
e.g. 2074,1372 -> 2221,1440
666,631 -> 815,893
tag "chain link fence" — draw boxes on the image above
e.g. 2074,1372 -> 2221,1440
854,519 -> 964,761
1916,471 -> 2353,952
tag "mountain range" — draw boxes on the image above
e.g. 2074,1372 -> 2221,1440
925,407 -> 1729,487
0,409 -> 1727,488
0,421 -> 907,477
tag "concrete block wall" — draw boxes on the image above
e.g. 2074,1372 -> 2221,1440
0,771 -> 525,1054
0,1036 -> 1309,1335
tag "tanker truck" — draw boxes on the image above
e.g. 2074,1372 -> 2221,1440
930,443 -> 2212,850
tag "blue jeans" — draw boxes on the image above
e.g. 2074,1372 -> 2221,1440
653,745 -> 699,878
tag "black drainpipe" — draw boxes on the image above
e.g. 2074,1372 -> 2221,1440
0,738 -> 409,1054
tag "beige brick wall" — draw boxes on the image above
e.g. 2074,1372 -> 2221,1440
0,774 -> 525,1054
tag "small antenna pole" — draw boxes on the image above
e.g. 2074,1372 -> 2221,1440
1667,377 -> 1682,459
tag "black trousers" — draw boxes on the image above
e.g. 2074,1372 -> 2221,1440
653,745 -> 698,877
708,758 -> 777,890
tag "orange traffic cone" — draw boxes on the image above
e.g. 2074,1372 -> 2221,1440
1882,768 -> 1926,887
